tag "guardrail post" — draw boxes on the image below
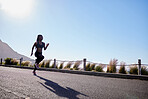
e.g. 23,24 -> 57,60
83,58 -> 86,71
138,59 -> 141,75
54,59 -> 56,68
20,57 -> 23,66
1,58 -> 2,64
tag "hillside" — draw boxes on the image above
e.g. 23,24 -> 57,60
0,40 -> 32,61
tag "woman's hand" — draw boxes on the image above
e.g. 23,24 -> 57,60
44,43 -> 49,50
46,43 -> 49,47
31,42 -> 36,56
31,52 -> 33,56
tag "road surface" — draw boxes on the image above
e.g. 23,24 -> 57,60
0,66 -> 148,99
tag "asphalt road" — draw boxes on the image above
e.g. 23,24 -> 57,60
0,66 -> 148,99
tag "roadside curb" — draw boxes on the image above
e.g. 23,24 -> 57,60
1,64 -> 148,81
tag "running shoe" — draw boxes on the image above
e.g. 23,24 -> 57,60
35,63 -> 39,69
33,71 -> 36,75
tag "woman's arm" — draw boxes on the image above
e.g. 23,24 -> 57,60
31,42 -> 36,56
44,43 -> 49,50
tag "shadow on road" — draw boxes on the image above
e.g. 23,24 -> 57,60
36,75 -> 88,99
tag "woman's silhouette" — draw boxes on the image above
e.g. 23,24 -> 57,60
31,34 -> 49,75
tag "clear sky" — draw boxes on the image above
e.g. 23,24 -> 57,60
0,0 -> 148,64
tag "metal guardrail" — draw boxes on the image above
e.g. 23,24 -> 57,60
1,58 -> 148,75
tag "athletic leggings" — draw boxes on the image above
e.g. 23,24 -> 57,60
34,51 -> 44,71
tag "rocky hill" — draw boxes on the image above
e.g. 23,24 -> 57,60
0,40 -> 32,61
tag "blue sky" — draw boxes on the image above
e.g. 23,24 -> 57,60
0,0 -> 148,64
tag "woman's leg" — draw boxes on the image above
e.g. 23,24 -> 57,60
33,64 -> 37,73
35,52 -> 44,64
33,54 -> 44,74
33,52 -> 39,74
33,52 -> 44,75
38,55 -> 44,63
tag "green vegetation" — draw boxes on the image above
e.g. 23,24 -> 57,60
73,61 -> 81,70
45,60 -> 51,68
90,63 -> 96,71
50,62 -> 55,68
39,61 -> 44,68
56,63 -> 58,69
2,62 -> 4,65
59,62 -> 64,69
107,66 -> 109,73
108,59 -> 118,73
86,63 -> 91,71
129,65 -> 138,75
4,58 -> 18,65
95,65 -> 104,72
29,64 -> 34,67
70,68 -> 73,70
21,61 -> 30,66
2,58 -> 148,76
119,62 -> 127,74
49,62 -> 58,68
11,59 -> 18,65
64,62 -> 73,69
4,58 -> 12,65
141,66 -> 148,75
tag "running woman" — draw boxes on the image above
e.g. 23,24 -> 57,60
31,34 -> 49,75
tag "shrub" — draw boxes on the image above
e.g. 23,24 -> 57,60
119,62 -> 127,74
73,61 -> 81,70
56,63 -> 58,69
86,63 -> 91,71
59,62 -> 64,69
11,59 -> 18,65
29,65 -> 34,67
64,62 -> 73,69
90,63 -> 96,70
70,68 -> 73,70
33,64 -> 35,67
50,62 -> 55,68
141,66 -> 148,75
21,61 -> 25,66
5,58 -> 13,65
129,65 -> 138,75
1,62 -> 4,65
45,60 -> 51,68
95,66 -> 104,72
50,62 -> 58,68
107,66 -> 109,72
21,61 -> 30,66
4,58 -> 18,65
108,59 -> 118,73
39,61 -> 44,68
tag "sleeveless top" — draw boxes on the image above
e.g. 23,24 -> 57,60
36,42 -> 45,48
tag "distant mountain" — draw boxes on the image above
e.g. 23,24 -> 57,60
0,40 -> 33,61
